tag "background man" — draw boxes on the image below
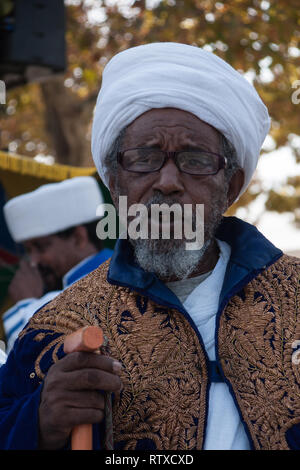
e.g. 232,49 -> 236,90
2,176 -> 112,353
0,43 -> 299,450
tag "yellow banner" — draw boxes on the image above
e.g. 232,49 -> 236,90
0,151 -> 97,198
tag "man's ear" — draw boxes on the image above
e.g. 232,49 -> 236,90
226,169 -> 245,208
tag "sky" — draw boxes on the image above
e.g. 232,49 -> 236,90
237,68 -> 300,255
236,145 -> 300,254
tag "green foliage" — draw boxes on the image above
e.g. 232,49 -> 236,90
1,0 -> 300,217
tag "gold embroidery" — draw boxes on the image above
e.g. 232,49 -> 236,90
20,260 -> 208,450
20,253 -> 300,450
105,290 -> 208,450
218,254 -> 300,450
19,260 -> 113,378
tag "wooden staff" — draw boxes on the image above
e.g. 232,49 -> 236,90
63,325 -> 104,450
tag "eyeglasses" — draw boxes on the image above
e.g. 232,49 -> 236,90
117,147 -> 227,176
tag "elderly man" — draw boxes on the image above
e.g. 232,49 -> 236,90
1,176 -> 113,353
0,43 -> 299,451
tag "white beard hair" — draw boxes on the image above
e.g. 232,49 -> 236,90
132,237 -> 211,280
128,191 -> 227,281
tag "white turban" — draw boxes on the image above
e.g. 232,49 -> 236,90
4,176 -> 104,243
91,42 -> 270,197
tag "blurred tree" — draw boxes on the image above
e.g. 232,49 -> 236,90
0,0 -> 299,216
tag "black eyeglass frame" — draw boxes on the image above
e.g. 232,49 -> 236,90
117,147 -> 228,176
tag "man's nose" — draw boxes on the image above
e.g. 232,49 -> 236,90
151,159 -> 184,195
28,252 -> 41,267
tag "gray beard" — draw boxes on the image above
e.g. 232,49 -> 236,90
132,237 -> 211,281
128,192 -> 226,281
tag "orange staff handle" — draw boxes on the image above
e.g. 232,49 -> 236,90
63,326 -> 104,450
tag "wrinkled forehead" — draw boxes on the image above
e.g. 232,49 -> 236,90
122,107 -> 223,150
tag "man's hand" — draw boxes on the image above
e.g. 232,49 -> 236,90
38,352 -> 123,450
8,259 -> 44,302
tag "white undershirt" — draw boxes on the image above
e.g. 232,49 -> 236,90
166,239 -> 250,450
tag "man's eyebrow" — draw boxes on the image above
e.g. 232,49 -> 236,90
33,239 -> 50,249
32,241 -> 43,249
133,143 -> 162,148
179,145 -> 212,151
129,143 -> 214,151
173,144 -> 218,152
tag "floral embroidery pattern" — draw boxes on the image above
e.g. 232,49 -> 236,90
20,254 -> 300,450
218,254 -> 300,450
20,260 -> 208,450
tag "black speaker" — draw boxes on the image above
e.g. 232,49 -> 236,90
0,0 -> 66,88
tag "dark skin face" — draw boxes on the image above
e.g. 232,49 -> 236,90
9,226 -> 98,302
109,107 -> 244,276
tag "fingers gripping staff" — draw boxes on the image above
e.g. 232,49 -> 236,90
63,326 -> 114,450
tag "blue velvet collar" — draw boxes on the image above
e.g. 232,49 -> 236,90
107,216 -> 283,311
63,248 -> 113,288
